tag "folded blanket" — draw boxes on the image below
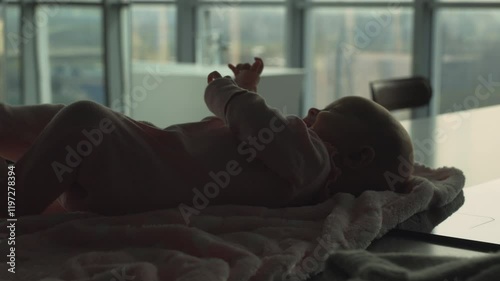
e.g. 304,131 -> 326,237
0,164 -> 465,281
323,249 -> 500,281
395,189 -> 465,233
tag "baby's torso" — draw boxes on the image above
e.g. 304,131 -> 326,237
158,117 -> 297,206
64,117 -> 327,215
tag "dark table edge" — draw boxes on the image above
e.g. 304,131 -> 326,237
387,229 -> 500,253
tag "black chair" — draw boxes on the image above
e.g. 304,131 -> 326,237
370,76 -> 433,117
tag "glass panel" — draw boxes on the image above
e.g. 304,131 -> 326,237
1,5 -> 21,105
439,0 -> 499,2
311,0 -> 411,2
47,7 -> 104,104
0,6 -> 6,103
199,0 -> 284,2
307,8 -> 413,110
434,9 -> 500,113
131,5 -> 177,63
197,6 -> 286,67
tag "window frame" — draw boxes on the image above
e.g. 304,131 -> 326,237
0,0 -> 498,116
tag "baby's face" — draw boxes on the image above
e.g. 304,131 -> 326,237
306,96 -> 414,194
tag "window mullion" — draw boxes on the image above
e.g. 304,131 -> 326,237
412,0 -> 435,117
20,1 -> 39,104
176,0 -> 196,63
286,0 -> 306,115
103,0 -> 129,113
286,0 -> 304,68
119,6 -> 131,115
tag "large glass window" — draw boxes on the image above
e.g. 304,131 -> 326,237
311,0 -> 411,2
47,7 -> 104,104
1,6 -> 21,105
439,0 -> 498,2
197,5 -> 286,67
434,9 -> 500,113
4,0 -> 500,118
128,5 -> 176,118
307,8 -> 413,109
0,7 -> 4,102
131,5 -> 177,63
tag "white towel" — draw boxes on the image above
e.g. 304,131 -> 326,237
0,163 -> 465,281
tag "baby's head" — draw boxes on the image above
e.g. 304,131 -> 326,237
304,96 -> 414,196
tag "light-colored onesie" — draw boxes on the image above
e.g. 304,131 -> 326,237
0,78 -> 339,217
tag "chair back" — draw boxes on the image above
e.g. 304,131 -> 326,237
370,76 -> 432,112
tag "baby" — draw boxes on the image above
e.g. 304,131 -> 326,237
0,58 -> 414,218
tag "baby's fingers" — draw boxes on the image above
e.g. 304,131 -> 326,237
252,57 -> 264,74
228,64 -> 238,76
237,63 -> 252,71
207,71 -> 222,83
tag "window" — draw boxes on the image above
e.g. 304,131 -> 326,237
0,10 -> 3,101
46,7 -> 104,105
434,9 -> 500,113
307,7 -> 413,108
310,0 -> 411,2
2,0 -> 499,118
131,5 -> 177,63
127,5 -> 177,116
1,6 -> 21,105
439,0 -> 498,2
197,5 -> 286,67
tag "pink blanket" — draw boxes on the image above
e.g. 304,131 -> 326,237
0,164 -> 465,281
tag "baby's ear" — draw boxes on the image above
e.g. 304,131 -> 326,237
304,108 -> 321,127
345,145 -> 375,169
308,108 -> 320,117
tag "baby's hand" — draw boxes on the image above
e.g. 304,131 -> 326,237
228,57 -> 264,92
207,71 -> 233,84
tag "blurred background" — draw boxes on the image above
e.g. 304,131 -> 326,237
1,0 -> 499,117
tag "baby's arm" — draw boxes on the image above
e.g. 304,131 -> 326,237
204,67 -> 332,197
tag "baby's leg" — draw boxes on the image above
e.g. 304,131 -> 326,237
11,101 -> 120,216
0,103 -> 65,161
